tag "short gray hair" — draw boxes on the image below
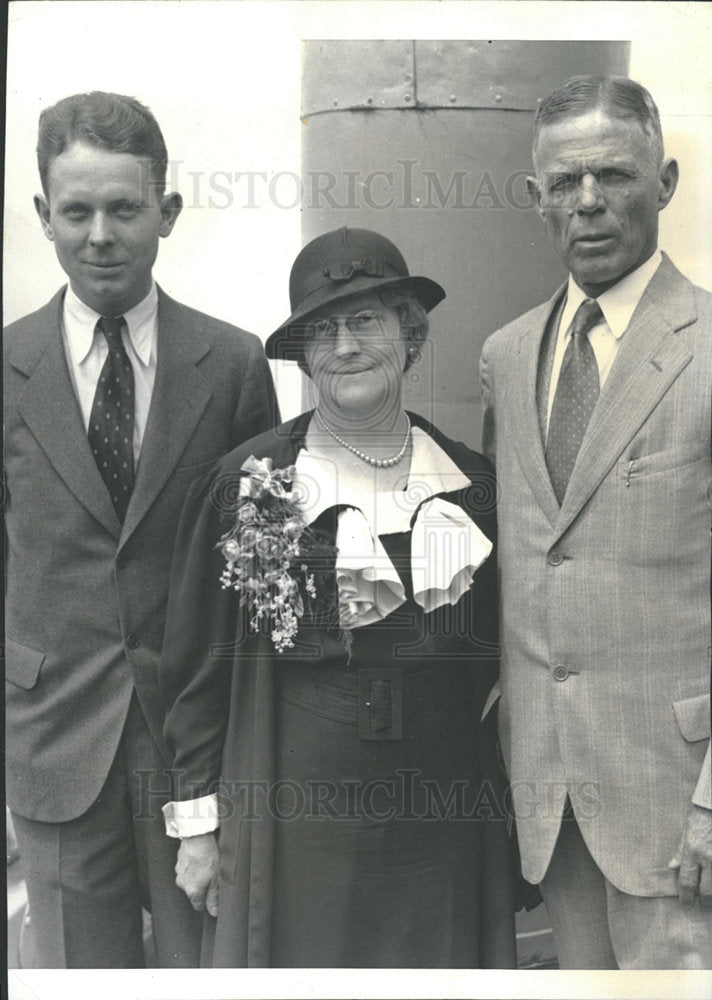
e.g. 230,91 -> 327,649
533,75 -> 664,165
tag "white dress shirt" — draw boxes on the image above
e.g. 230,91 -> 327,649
61,282 -> 159,463
546,250 -> 663,429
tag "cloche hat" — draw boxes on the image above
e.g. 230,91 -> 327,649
265,226 -> 445,359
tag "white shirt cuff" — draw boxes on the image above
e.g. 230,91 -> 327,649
162,793 -> 220,838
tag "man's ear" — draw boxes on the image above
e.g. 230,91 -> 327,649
657,157 -> 679,211
159,192 -> 183,237
34,194 -> 54,241
526,175 -> 544,219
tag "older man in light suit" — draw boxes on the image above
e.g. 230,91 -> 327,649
480,76 -> 711,969
4,91 -> 278,967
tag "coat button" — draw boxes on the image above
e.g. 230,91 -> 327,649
553,665 -> 569,682
548,551 -> 564,566
126,634 -> 140,649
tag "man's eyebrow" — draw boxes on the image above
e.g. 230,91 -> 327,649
542,158 -> 639,177
550,152 -> 639,166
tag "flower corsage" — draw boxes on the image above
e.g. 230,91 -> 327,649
216,456 -> 346,655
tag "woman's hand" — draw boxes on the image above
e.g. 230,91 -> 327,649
175,832 -> 219,917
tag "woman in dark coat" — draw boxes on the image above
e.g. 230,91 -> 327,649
160,227 -> 517,968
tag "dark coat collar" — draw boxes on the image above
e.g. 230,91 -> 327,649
229,409 -> 490,486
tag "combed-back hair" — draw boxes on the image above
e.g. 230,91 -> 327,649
533,75 -> 664,164
38,91 -> 168,196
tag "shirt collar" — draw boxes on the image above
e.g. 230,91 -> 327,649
563,249 -> 663,341
63,281 -> 159,366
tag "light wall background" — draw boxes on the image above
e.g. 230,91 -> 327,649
5,1 -> 712,423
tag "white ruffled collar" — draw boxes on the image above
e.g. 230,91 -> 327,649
295,427 -> 470,528
293,428 -> 492,629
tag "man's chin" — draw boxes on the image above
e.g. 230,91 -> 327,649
569,258 -> 626,295
73,278 -> 139,315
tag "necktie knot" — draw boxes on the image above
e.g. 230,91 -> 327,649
570,298 -> 603,340
98,315 -> 126,350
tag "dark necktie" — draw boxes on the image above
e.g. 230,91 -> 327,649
88,316 -> 135,521
545,298 -> 603,504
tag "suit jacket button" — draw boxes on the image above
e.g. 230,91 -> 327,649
548,551 -> 564,566
553,664 -> 569,681
126,634 -> 140,650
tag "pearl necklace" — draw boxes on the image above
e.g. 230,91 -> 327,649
316,412 -> 411,468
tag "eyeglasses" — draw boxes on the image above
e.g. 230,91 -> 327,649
304,311 -> 386,340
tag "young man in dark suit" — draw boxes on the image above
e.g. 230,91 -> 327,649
4,91 -> 279,967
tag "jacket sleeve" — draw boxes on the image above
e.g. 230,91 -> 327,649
160,464 -> 241,801
230,337 -> 280,449
479,337 -> 496,464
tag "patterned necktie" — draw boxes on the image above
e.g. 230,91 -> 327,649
88,316 -> 135,521
545,298 -> 603,504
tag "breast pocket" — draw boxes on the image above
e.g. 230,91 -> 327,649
5,636 -> 45,689
614,438 -> 710,569
624,438 -> 709,481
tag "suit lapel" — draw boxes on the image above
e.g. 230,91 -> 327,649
14,290 -> 122,537
119,288 -> 213,544
555,256 -> 696,538
509,287 -> 566,529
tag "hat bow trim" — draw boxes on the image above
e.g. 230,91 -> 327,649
323,258 -> 387,282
